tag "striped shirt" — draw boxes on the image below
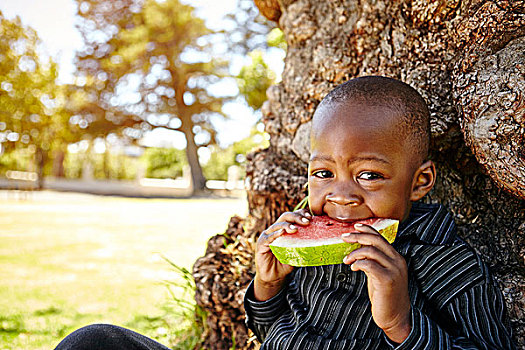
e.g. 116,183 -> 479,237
244,202 -> 515,349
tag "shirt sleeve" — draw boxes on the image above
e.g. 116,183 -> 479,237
243,279 -> 290,342
383,280 -> 515,349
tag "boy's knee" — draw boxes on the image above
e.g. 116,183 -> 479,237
54,324 -> 128,350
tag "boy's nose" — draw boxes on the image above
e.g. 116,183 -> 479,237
326,183 -> 363,206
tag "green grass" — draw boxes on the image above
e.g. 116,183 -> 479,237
0,190 -> 247,350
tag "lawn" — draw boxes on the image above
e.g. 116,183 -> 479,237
0,190 -> 248,350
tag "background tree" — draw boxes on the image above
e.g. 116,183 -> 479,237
193,1 -> 525,349
72,0 -> 232,192
142,147 -> 186,179
203,127 -> 269,181
0,12 -> 75,187
224,0 -> 275,56
237,51 -> 275,110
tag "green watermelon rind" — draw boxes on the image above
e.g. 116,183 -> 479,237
270,220 -> 398,267
270,242 -> 362,266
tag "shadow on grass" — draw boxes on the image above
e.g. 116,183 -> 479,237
0,315 -> 26,334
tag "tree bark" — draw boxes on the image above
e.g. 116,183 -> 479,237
193,1 -> 525,348
35,146 -> 45,190
52,149 -> 66,178
175,76 -> 207,194
181,117 -> 207,193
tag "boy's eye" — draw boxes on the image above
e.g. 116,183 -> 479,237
312,170 -> 333,179
357,172 -> 383,181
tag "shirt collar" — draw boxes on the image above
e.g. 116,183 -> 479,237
397,202 -> 457,245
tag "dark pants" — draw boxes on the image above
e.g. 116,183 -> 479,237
54,324 -> 171,350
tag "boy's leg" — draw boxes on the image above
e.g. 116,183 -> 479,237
54,324 -> 171,350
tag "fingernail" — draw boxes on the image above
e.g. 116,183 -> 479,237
342,232 -> 351,237
304,212 -> 312,217
355,223 -> 363,227
301,217 -> 309,223
289,224 -> 296,230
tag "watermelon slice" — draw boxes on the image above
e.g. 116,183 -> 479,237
269,216 -> 399,267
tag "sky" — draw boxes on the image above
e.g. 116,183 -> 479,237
0,0 -> 284,149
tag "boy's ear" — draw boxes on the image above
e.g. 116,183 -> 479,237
410,160 -> 436,201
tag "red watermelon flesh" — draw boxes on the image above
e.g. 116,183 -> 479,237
269,216 -> 398,267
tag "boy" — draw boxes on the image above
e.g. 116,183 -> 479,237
244,76 -> 515,349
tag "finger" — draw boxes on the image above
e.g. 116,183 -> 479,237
341,231 -> 389,246
256,228 -> 285,254
349,258 -> 390,280
343,246 -> 393,268
350,259 -> 404,291
297,209 -> 312,224
298,208 -> 312,219
274,221 -> 299,234
258,227 -> 284,244
259,223 -> 298,246
354,223 -> 380,235
340,223 -> 383,242
341,231 -> 398,258
263,221 -> 297,237
263,222 -> 289,235
276,211 -> 311,226
342,233 -> 398,260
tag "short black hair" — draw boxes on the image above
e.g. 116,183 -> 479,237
316,76 -> 431,162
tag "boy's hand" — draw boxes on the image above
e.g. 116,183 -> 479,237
254,209 -> 311,301
342,223 -> 412,344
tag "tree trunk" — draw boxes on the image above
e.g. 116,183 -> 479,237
181,116 -> 207,194
52,148 -> 66,178
193,1 -> 525,348
103,148 -> 110,179
174,75 -> 207,195
35,146 -> 45,190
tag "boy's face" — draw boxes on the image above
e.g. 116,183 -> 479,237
308,102 -> 426,222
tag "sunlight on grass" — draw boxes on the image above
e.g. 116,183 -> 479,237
0,190 -> 247,350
